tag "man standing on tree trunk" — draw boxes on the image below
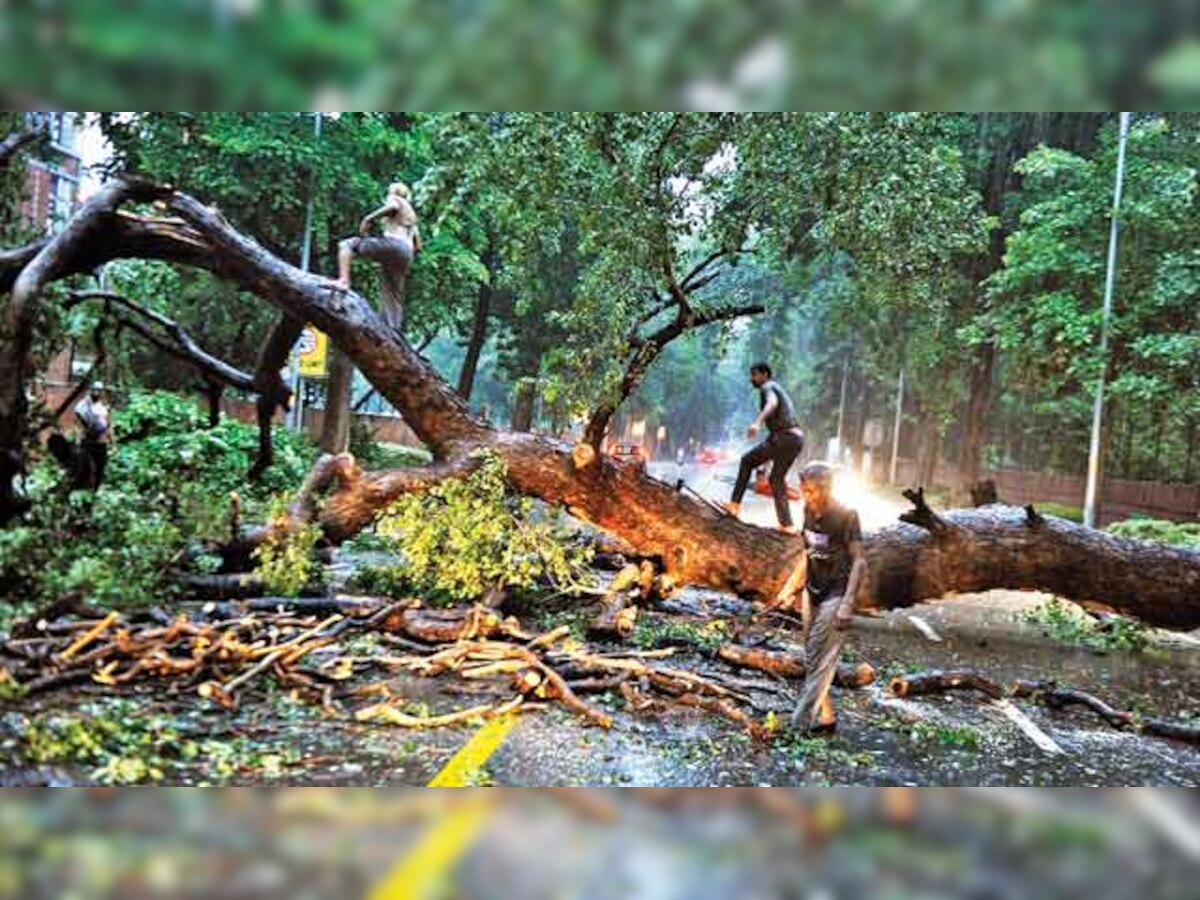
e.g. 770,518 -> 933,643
74,382 -> 111,490
335,182 -> 421,333
723,362 -> 805,532
783,461 -> 866,734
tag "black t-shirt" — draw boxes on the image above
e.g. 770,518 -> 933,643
759,380 -> 799,434
803,502 -> 862,597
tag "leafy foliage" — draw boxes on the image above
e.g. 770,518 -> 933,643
0,392 -> 314,619
1020,598 -> 1150,653
1107,517 -> 1200,550
371,451 -> 594,604
252,511 -> 323,598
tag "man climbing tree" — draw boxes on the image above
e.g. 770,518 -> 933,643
335,181 -> 421,333
724,362 -> 805,532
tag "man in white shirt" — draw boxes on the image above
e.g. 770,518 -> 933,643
74,382 -> 111,489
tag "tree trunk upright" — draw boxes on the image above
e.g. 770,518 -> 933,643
457,282 -> 491,401
319,347 -> 354,454
957,339 -> 994,502
848,378 -> 872,474
511,378 -> 536,432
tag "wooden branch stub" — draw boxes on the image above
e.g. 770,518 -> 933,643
899,487 -> 950,535
571,442 -> 597,470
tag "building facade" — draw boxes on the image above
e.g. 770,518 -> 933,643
21,112 -> 84,233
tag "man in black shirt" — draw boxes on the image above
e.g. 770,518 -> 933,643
722,362 -> 805,531
779,461 -> 867,733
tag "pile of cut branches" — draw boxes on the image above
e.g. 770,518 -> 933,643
0,596 -> 874,738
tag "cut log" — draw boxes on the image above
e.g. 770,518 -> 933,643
716,644 -> 876,688
887,668 -> 1006,700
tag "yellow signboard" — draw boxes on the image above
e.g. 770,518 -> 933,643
296,325 -> 328,378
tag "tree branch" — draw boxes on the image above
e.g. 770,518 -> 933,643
0,129 -> 40,168
67,290 -> 256,392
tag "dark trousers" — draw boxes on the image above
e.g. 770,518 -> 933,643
83,441 -> 108,490
731,429 -> 804,526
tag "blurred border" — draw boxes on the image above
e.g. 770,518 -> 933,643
0,1 -> 1197,110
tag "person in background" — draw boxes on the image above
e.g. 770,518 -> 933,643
784,461 -> 867,734
74,382 -> 111,490
722,362 -> 805,532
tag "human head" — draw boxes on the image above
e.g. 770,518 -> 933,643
387,182 -> 412,201
799,460 -> 836,511
749,361 -> 772,388
90,381 -> 105,401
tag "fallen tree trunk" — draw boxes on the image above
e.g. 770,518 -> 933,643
4,181 -> 1200,628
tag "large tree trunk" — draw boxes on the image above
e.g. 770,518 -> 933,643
848,377 -> 872,473
249,315 -> 303,480
457,276 -> 493,401
319,347 -> 354,454
511,378 -> 536,432
956,340 -> 994,502
4,181 -> 1199,629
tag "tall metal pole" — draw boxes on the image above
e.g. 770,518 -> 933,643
889,367 -> 905,485
1083,112 -> 1131,529
835,356 -> 849,462
290,112 -> 323,430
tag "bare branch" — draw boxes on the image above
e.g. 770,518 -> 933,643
0,129 -> 40,168
68,290 -> 255,391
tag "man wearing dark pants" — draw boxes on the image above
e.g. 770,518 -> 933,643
723,362 -> 805,532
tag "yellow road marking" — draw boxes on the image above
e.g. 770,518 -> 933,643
366,792 -> 495,900
426,714 -> 519,788
366,716 -> 518,900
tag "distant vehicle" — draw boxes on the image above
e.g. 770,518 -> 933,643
754,470 -> 802,501
607,442 -> 647,470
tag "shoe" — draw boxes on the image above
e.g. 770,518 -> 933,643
777,525 -> 799,535
807,719 -> 838,736
720,502 -> 742,518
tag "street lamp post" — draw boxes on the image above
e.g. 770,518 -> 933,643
289,112 -> 323,430
1083,112 -> 1131,529
889,367 -> 905,485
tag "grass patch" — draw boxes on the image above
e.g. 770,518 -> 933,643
631,617 -> 729,652
907,722 -> 982,751
1019,598 -> 1149,653
1107,517 -> 1200,550
1033,502 -> 1083,523
2,697 -> 307,784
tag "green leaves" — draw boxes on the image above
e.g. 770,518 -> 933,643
371,450 -> 594,604
0,391 -> 316,616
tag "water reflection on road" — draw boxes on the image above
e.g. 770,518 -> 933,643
648,459 -> 905,531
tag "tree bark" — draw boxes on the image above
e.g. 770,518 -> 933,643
848,377 -> 872,473
511,377 -> 536,432
319,347 -> 353,454
956,340 -> 994,502
457,280 -> 492,401
4,180 -> 1199,629
249,314 -> 303,480
205,381 -> 222,428
0,129 -> 39,168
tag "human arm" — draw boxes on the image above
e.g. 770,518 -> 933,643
836,515 -> 866,629
748,387 -> 778,438
358,201 -> 399,235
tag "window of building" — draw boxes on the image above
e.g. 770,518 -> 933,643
26,112 -> 77,151
48,173 -> 76,229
